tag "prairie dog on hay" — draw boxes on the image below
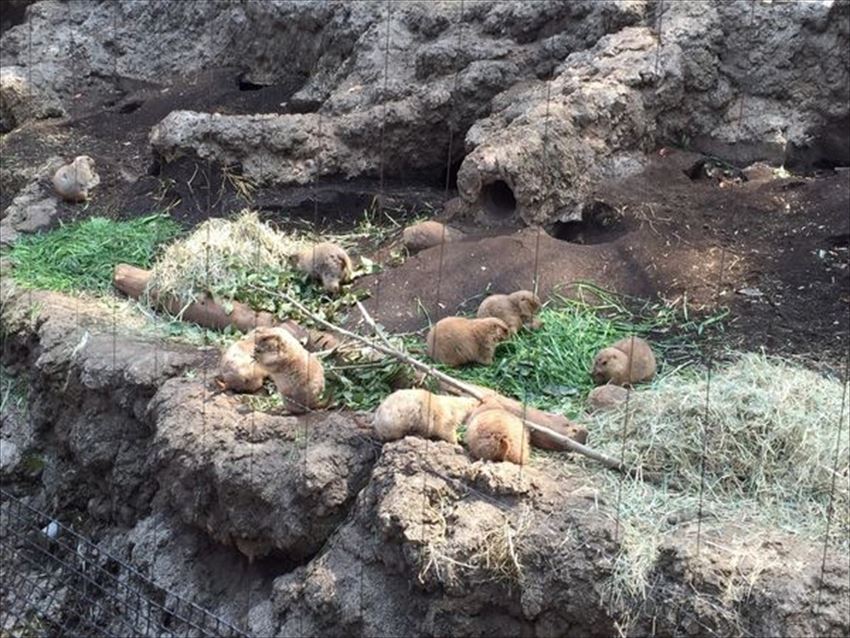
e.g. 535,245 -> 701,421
293,242 -> 353,294
426,316 -> 511,367
253,327 -> 325,413
476,290 -> 542,335
591,336 -> 656,387
587,384 -> 629,411
402,220 -> 465,253
52,155 -> 100,202
465,403 -> 530,465
217,330 -> 268,393
373,389 -> 478,444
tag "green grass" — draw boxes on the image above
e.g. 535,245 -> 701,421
6,214 -> 181,293
436,286 -> 715,417
311,285 -> 719,414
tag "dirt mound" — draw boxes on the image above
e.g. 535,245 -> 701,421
150,378 -> 378,562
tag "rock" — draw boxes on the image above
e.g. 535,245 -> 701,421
0,439 -> 22,475
402,220 -> 465,253
586,384 -> 629,412
0,66 -> 66,133
0,155 -> 64,245
148,378 -> 378,561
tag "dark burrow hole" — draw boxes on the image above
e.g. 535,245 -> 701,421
117,99 -> 144,114
481,180 -> 517,219
238,77 -> 267,92
549,201 -> 625,245
683,157 -> 746,182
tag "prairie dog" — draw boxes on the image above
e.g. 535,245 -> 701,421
426,316 -> 510,367
476,290 -> 542,335
253,327 -> 325,413
293,242 -> 353,294
402,220 -> 465,253
465,403 -> 530,465
52,155 -> 100,202
587,384 -> 629,411
373,389 -> 478,444
591,336 -> 656,386
217,330 -> 267,393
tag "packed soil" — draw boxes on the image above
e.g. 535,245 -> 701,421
3,70 -> 848,371
359,150 -> 849,370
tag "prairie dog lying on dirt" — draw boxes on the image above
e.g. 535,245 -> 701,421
591,336 -> 656,387
217,330 -> 268,393
476,290 -> 542,335
426,316 -> 511,367
373,389 -> 478,444
293,242 -> 353,294
253,326 -> 325,413
402,220 -> 465,253
52,155 -> 100,202
465,402 -> 530,465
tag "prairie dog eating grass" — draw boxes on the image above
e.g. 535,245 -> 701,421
52,155 -> 100,202
373,389 -> 478,444
476,290 -> 542,335
293,242 -> 353,294
217,330 -> 267,393
253,327 -> 325,413
591,336 -> 656,387
465,402 -> 530,465
426,316 -> 510,367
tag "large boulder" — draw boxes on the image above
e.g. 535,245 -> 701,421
148,378 -> 378,561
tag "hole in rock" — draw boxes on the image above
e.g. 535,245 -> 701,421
238,77 -> 267,92
548,201 -> 625,245
481,180 -> 517,219
118,99 -> 143,114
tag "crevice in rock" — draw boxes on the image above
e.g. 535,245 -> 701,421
480,180 -> 517,220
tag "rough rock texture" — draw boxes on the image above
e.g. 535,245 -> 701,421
2,286 -> 849,636
0,155 -> 62,245
0,65 -> 65,133
0,283 -> 213,523
270,438 -> 850,637
4,0 -> 840,226
149,379 -> 378,561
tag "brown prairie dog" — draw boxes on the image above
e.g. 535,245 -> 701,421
591,336 -> 656,387
402,220 -> 465,253
465,402 -> 530,465
253,327 -> 326,413
217,330 -> 267,393
293,242 -> 353,294
426,316 -> 510,367
52,155 -> 100,202
476,290 -> 542,335
373,389 -> 478,444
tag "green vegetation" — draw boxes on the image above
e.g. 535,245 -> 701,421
440,286 -> 716,417
6,214 -> 181,293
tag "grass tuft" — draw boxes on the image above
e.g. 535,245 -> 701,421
587,352 -> 849,606
6,214 -> 180,293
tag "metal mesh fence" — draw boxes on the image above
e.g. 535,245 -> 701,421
0,489 -> 247,638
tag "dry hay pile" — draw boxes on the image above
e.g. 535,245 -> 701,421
583,352 -> 848,602
146,209 -> 304,305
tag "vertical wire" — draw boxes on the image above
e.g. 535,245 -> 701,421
695,248 -> 725,557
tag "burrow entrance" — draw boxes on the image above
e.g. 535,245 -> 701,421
480,180 -> 517,219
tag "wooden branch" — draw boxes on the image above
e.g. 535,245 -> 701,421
251,285 -> 633,475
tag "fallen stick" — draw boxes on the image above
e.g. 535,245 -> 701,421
249,284 -> 632,475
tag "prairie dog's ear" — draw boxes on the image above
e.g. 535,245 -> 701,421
498,437 -> 510,458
